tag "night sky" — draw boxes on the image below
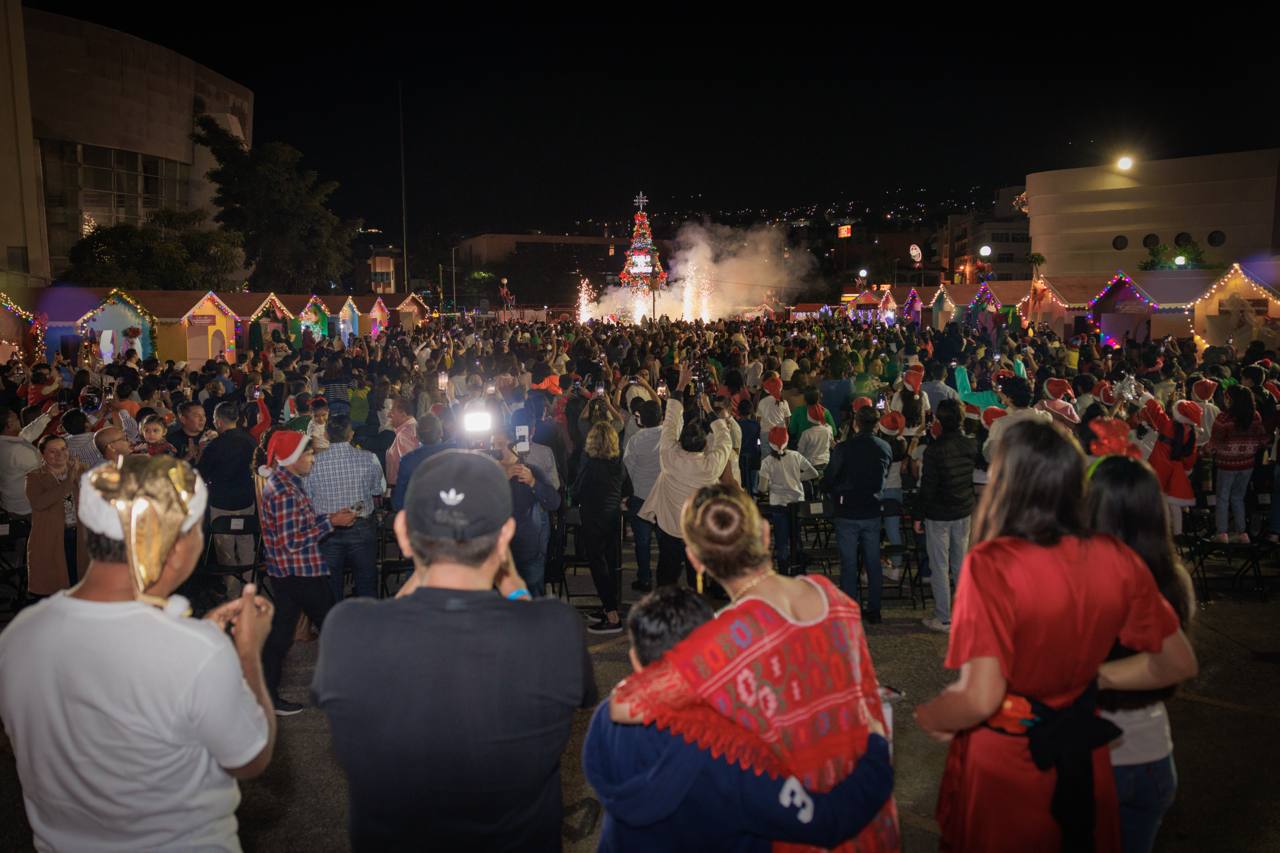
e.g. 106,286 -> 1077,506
24,4 -> 1280,237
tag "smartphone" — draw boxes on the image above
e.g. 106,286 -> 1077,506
876,398 -> 886,411
254,389 -> 262,400
657,380 -> 669,398
594,384 -> 605,397
438,371 -> 448,391
486,383 -> 496,395
514,424 -> 531,455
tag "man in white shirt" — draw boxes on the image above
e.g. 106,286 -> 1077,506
0,456 -> 276,852
0,409 -> 47,516
623,399 -> 664,592
780,355 -> 800,382
983,376 -> 1053,462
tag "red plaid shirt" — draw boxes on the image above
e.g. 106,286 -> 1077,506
261,468 -> 334,578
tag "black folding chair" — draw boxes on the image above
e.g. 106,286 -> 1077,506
199,515 -> 262,592
377,510 -> 414,598
792,498 -> 838,577
879,498 -> 920,606
0,514 -> 31,613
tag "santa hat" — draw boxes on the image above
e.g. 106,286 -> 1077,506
1045,377 -> 1074,401
1263,380 -> 1280,403
763,376 -> 783,402
1135,396 -> 1162,427
258,430 -> 310,478
906,363 -> 925,377
902,371 -> 923,394
1037,399 -> 1081,426
767,425 -> 789,453
929,419 -> 943,440
963,402 -> 982,422
878,411 -> 905,437
993,368 -> 1015,383
982,406 -> 1008,430
851,396 -> 874,412
1192,379 -> 1218,402
1088,417 -> 1141,459
1173,399 -> 1203,429
1255,358 -> 1274,370
807,403 -> 827,426
1093,380 -> 1116,407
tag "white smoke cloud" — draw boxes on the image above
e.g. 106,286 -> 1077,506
586,221 -> 819,322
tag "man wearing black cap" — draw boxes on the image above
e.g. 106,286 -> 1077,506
312,450 -> 597,851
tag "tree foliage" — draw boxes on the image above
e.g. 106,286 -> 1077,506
193,115 -> 360,293
66,208 -> 242,291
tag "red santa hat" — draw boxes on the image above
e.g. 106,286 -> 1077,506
1263,380 -> 1280,403
1044,377 -> 1074,401
1037,398 -> 1081,426
762,376 -> 783,402
1093,380 -> 1116,407
905,363 -> 925,377
767,425 -> 789,453
1255,358 -> 1274,370
258,430 -> 310,478
963,402 -> 982,421
1135,396 -> 1162,427
878,411 -> 905,437
902,371 -> 923,394
851,396 -> 874,412
993,368 -> 1015,383
929,419 -> 943,440
1088,417 -> 1141,459
807,403 -> 828,426
1192,379 -> 1218,402
1173,399 -> 1203,429
982,406 -> 1008,430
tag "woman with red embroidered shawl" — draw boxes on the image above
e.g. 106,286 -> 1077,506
611,484 -> 899,853
915,420 -> 1198,853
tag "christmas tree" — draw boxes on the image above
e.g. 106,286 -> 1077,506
619,192 -> 667,319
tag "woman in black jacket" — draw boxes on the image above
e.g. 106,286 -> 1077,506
574,421 -> 630,633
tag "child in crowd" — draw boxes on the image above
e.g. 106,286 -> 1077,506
757,425 -> 819,571
584,586 -> 893,852
133,414 -> 177,457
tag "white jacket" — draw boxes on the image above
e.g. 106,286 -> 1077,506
638,399 -> 733,537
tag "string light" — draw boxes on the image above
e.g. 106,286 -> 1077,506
77,289 -> 159,356
247,292 -> 294,324
0,291 -> 42,358
1180,263 -> 1280,350
1084,272 -> 1161,335
179,292 -> 241,360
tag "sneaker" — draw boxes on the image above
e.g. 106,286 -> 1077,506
631,579 -> 653,593
922,617 -> 951,633
273,698 -> 304,716
587,616 -> 624,634
1232,532 -> 1251,544
1212,533 -> 1230,544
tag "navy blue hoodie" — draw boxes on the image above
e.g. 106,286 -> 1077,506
582,702 -> 893,852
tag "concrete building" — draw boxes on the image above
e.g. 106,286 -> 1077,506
0,4 -> 253,282
934,186 -> 1031,286
1025,149 -> 1280,278
0,0 -> 48,291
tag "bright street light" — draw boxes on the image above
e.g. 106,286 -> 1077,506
858,268 -> 868,278
1117,156 -> 1134,170
979,245 -> 992,258
1174,255 -> 1187,266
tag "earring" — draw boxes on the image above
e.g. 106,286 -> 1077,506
696,571 -> 704,594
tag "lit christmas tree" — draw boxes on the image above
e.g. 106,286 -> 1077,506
618,192 -> 667,320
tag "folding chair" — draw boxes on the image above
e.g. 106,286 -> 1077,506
880,498 -> 920,606
199,515 -> 262,595
792,498 -> 838,577
0,514 -> 30,613
377,510 -> 414,598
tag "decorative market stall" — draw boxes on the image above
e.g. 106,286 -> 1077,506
352,295 -> 391,339
1171,264 -> 1280,350
72,289 -> 160,361
390,293 -> 430,329
0,290 -> 36,363
170,291 -> 240,364
279,295 -> 331,344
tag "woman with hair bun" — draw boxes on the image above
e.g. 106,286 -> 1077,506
611,484 -> 899,852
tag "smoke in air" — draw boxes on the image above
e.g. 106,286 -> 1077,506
586,222 -> 818,322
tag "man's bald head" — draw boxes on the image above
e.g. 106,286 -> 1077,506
94,426 -> 131,461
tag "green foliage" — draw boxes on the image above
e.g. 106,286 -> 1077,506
1138,240 -> 1224,271
193,115 -> 360,293
66,208 -> 242,291
1025,252 -> 1046,275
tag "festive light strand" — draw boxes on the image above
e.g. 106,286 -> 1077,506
77,289 -> 159,356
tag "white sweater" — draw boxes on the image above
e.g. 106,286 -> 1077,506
759,449 -> 819,506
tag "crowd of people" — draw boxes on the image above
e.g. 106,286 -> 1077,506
0,306 -> 1276,851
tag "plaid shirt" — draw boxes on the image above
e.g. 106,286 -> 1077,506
261,468 -> 334,578
304,441 -> 386,516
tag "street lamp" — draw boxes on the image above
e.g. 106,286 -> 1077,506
1117,156 -> 1134,171
1174,255 -> 1187,267
858,268 -> 868,279
978,245 -> 992,257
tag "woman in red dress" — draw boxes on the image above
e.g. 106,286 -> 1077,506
915,419 -> 1198,853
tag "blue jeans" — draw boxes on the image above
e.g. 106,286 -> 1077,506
882,487 -> 904,568
1113,755 -> 1177,853
517,505 -> 550,597
766,505 -> 792,569
320,520 -> 378,602
626,496 -> 653,585
1215,467 -> 1251,534
925,517 -> 970,623
833,517 -> 881,613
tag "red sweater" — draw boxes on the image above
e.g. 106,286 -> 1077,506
1209,412 -> 1269,471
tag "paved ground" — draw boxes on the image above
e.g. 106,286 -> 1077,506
2,552 -> 1279,851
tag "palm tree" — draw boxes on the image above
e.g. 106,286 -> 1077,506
1025,252 -> 1046,279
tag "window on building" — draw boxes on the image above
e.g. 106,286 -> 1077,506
989,232 -> 1009,242
1207,230 -> 1226,247
1009,233 -> 1030,243
82,145 -> 112,168
1174,232 -> 1192,247
997,253 -> 1015,263
1142,233 -> 1160,249
6,246 -> 29,273
1112,235 -> 1128,251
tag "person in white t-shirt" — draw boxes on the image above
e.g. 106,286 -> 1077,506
757,425 -> 818,572
0,456 -> 276,853
756,374 -> 790,432
796,403 -> 834,469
